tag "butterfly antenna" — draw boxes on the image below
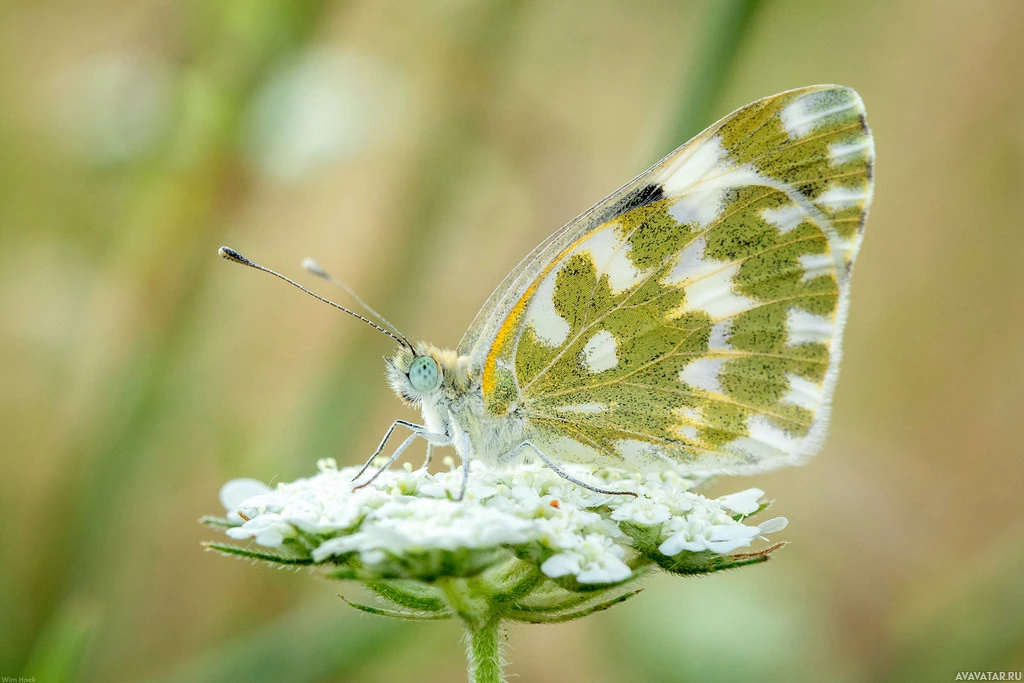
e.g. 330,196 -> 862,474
218,246 -> 412,349
301,257 -> 413,349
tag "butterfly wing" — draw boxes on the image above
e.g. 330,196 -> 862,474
459,85 -> 873,475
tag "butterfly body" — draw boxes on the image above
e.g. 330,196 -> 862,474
380,85 -> 873,483
386,343 -> 530,467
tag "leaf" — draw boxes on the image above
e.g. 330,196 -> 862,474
654,541 -> 786,575
203,542 -> 313,566
338,595 -> 451,621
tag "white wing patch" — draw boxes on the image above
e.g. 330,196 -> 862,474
797,253 -> 835,282
780,374 -> 823,411
661,136 -> 764,228
675,425 -> 700,441
829,138 -> 873,165
526,270 -> 570,346
747,416 -> 801,453
780,91 -> 860,138
664,235 -> 720,286
668,187 -> 727,229
786,308 -> 834,345
659,136 -> 728,197
680,264 -> 757,318
816,185 -> 871,212
577,225 -> 645,294
761,204 -> 807,233
708,320 -> 733,350
721,416 -> 803,465
677,405 -> 701,421
582,330 -> 618,373
679,357 -> 726,394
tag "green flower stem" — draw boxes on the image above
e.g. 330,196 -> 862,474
439,578 -> 506,683
466,617 -> 504,683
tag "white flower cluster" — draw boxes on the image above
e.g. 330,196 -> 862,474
220,459 -> 787,585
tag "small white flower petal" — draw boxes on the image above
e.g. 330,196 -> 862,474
312,535 -> 361,561
576,555 -> 632,584
610,498 -> 671,525
540,553 -> 581,579
542,535 -> 633,584
225,514 -> 295,547
219,478 -> 272,515
214,460 -> 785,577
757,517 -> 789,534
704,524 -> 759,553
717,488 -> 765,515
658,534 -> 706,556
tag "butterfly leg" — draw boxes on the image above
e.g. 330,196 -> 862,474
352,432 -> 419,491
446,456 -> 473,502
351,419 -> 432,482
418,442 -> 434,471
516,442 -> 638,498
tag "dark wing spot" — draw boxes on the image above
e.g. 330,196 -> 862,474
596,183 -> 665,225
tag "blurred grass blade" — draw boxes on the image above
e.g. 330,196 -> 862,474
23,597 -> 102,683
30,0 -> 335,650
666,0 -> 763,146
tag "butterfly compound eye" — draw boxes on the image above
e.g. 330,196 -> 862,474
408,355 -> 441,392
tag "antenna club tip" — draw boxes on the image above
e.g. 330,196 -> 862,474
301,257 -> 328,278
218,246 -> 249,264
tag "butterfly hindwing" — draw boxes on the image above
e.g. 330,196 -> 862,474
461,85 -> 873,475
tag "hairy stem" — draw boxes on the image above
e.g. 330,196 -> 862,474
465,617 -> 505,683
440,578 -> 506,682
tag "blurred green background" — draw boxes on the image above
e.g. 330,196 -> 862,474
2,0 -> 1023,681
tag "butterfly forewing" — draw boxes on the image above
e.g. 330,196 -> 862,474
464,85 -> 873,476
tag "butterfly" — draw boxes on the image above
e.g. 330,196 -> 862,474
221,84 -> 874,496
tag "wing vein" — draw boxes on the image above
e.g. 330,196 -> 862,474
619,382 -> 812,428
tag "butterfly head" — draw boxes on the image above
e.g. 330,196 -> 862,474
385,342 -> 470,406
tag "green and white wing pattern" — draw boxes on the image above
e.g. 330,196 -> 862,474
464,85 -> 873,475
